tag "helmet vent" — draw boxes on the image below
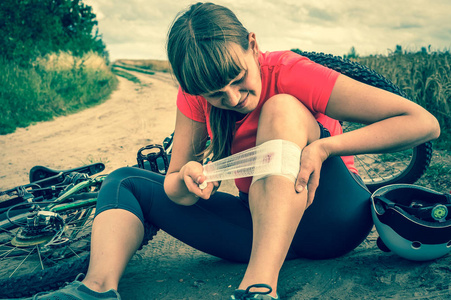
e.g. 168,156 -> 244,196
411,241 -> 422,249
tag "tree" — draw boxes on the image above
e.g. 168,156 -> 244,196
0,0 -> 107,64
344,46 -> 359,59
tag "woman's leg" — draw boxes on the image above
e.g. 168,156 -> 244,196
290,158 -> 373,259
238,94 -> 322,297
77,139 -> 372,296
82,209 -> 144,292
79,167 -> 256,292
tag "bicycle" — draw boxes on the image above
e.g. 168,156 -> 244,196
0,166 -> 105,297
0,145 -> 169,298
0,51 -> 433,298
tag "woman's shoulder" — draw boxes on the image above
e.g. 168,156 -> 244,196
259,50 -> 311,68
176,87 -> 209,122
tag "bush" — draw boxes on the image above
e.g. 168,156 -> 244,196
0,0 -> 107,65
0,52 -> 118,135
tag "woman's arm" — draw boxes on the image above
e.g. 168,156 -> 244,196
164,109 -> 216,206
295,74 -> 440,205
319,74 -> 440,157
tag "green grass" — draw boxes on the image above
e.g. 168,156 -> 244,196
417,150 -> 451,192
0,53 -> 118,135
114,59 -> 171,73
111,67 -> 142,84
112,63 -> 155,75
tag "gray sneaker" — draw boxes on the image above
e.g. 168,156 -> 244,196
29,274 -> 121,300
230,283 -> 279,300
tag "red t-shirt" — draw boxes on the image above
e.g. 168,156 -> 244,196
176,50 -> 357,193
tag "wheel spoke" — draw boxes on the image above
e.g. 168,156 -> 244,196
37,245 -> 44,270
67,245 -> 81,258
0,207 -> 95,281
340,120 -> 428,192
9,246 -> 37,278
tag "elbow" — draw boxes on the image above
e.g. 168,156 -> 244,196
428,115 -> 441,141
163,179 -> 198,206
170,196 -> 198,206
422,113 -> 441,142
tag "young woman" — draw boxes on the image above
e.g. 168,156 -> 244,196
31,2 -> 440,300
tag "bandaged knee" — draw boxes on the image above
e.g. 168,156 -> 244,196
250,139 -> 301,185
200,139 -> 301,188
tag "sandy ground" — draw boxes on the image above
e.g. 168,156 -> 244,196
1,71 -> 450,299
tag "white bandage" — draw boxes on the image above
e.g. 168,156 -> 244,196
250,139 -> 301,185
200,139 -> 301,186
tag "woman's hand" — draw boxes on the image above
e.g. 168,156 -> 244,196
295,140 -> 330,207
179,161 -> 220,201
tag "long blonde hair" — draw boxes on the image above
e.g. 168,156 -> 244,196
167,2 -> 250,161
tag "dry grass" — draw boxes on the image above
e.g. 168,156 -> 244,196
357,53 -> 450,116
357,52 -> 450,149
114,59 -> 171,73
35,51 -> 109,71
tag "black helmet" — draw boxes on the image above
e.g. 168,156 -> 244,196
371,184 -> 451,261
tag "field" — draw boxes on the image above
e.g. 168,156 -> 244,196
356,52 -> 450,149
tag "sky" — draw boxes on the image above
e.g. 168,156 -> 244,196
84,0 -> 451,61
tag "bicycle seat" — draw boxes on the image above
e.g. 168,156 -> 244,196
29,163 -> 105,183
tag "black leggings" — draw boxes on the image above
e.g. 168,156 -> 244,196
95,156 -> 373,262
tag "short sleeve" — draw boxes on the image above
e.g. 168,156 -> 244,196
176,87 -> 207,123
277,53 -> 339,114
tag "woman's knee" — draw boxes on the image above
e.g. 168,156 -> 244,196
96,167 -> 166,223
103,167 -> 164,186
258,94 -> 320,143
106,166 -> 138,180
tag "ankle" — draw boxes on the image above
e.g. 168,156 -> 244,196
239,272 -> 278,295
238,282 -> 278,298
82,277 -> 118,293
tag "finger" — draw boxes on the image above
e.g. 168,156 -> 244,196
198,179 -> 219,191
306,173 -> 320,208
296,166 -> 313,193
195,177 -> 217,199
198,181 -> 208,190
184,172 -> 208,197
184,175 -> 202,195
210,181 -> 220,195
198,182 -> 216,200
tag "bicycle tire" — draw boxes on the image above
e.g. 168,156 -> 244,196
0,254 -> 90,298
292,50 -> 433,192
0,197 -> 96,298
0,176 -> 103,297
0,198 -> 159,298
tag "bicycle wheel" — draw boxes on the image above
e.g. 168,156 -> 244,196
342,122 -> 432,192
292,50 -> 433,192
0,184 -> 159,298
0,196 -> 96,298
